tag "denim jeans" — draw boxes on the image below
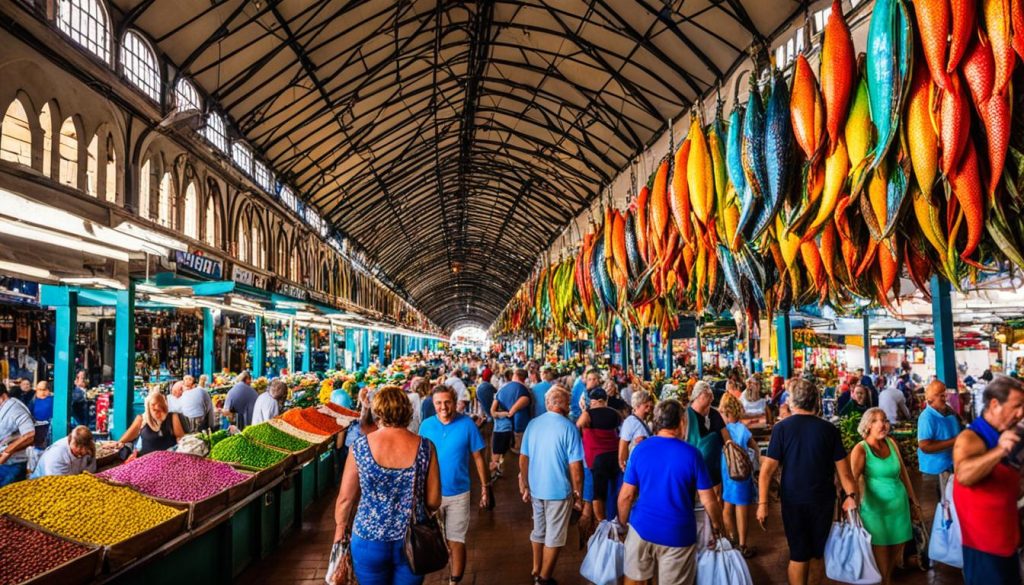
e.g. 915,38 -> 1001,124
0,461 -> 27,487
350,535 -> 424,585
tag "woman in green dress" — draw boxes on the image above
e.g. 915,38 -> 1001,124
849,407 -> 922,585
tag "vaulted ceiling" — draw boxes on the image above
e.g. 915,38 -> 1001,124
112,0 -> 803,330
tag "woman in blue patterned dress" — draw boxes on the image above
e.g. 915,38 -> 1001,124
334,385 -> 441,585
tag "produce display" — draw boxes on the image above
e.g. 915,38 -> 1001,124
97,451 -> 250,502
281,407 -> 343,435
0,475 -> 182,546
494,0 -> 1024,345
199,429 -> 231,448
323,402 -> 361,418
242,423 -> 311,452
209,435 -> 287,469
0,516 -> 92,585
268,418 -> 333,443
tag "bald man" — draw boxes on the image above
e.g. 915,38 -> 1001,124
917,380 -> 962,492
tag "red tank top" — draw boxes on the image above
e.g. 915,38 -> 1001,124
953,425 -> 1020,556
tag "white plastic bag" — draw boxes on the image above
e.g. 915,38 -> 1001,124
929,477 -> 963,568
581,520 -> 624,585
325,540 -> 352,585
824,511 -> 882,585
696,538 -> 754,585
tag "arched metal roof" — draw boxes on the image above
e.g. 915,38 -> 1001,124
111,0 -> 803,330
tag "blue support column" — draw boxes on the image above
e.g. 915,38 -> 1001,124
931,276 -> 958,388
862,313 -> 871,374
361,329 -> 371,368
641,329 -> 651,381
744,317 -> 755,374
344,328 -> 355,370
377,331 -> 386,365
775,313 -> 793,379
695,329 -> 704,377
51,288 -> 78,440
202,308 -> 216,378
527,336 -> 535,359
253,316 -> 266,378
328,329 -> 337,371
302,328 -> 312,373
112,284 -> 135,438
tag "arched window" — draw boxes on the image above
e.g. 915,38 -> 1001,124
203,113 -> 227,152
279,185 -> 297,212
174,78 -> 201,112
86,133 -> 98,197
236,222 -> 249,263
252,222 -> 265,269
58,116 -> 78,188
104,134 -> 116,203
182,183 -> 198,239
254,160 -> 273,192
157,172 -> 173,228
121,31 -> 160,102
0,99 -> 32,168
56,0 -> 110,63
39,104 -> 53,177
204,196 -> 217,247
138,156 -> 151,218
231,142 -> 252,175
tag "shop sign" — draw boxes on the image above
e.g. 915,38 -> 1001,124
275,280 -> 308,301
308,290 -> 332,305
231,265 -> 268,290
175,250 -> 223,280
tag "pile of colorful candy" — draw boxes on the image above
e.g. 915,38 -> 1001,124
0,475 -> 182,545
97,451 -> 250,502
0,516 -> 92,584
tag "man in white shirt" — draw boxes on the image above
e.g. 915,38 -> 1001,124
251,379 -> 287,426
30,425 -> 96,478
878,383 -> 910,423
0,383 -> 35,486
446,369 -> 470,411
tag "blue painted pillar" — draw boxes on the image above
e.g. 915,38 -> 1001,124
112,284 -> 135,438
527,336 -> 535,359
931,276 -> 958,388
253,316 -> 266,378
344,328 -> 355,370
377,332 -> 386,365
775,313 -> 793,379
640,329 -> 651,381
695,329 -> 704,377
202,308 -> 216,378
862,313 -> 871,374
361,329 -> 371,369
328,328 -> 337,371
302,328 -> 312,372
51,289 -> 78,440
744,317 -> 755,374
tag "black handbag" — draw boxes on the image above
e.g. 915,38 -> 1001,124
402,440 -> 449,575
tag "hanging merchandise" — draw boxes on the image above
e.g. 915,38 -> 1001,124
494,0 -> 1024,347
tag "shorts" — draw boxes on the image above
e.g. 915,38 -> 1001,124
492,431 -> 513,455
583,465 -> 594,502
588,452 -> 620,503
0,462 -> 27,487
963,546 -> 1022,585
530,498 -> 572,548
781,500 -> 834,562
439,492 -> 471,543
624,525 -> 697,584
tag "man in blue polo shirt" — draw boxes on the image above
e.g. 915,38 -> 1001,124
918,380 -> 962,493
419,385 -> 487,584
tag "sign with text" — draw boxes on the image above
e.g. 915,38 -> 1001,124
274,280 -> 308,301
231,265 -> 268,290
175,250 -> 223,280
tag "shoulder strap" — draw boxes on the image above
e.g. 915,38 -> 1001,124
408,438 -> 431,524
631,414 -> 651,436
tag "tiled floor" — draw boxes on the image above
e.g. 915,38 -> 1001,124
240,466 -> 966,585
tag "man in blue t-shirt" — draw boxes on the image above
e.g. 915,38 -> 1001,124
419,386 -> 487,583
570,369 -> 602,422
519,386 -> 583,585
917,380 -> 961,489
617,399 -> 724,584
491,368 -> 531,474
530,368 -> 555,418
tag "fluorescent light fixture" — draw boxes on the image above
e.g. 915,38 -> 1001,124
0,218 -> 130,261
0,260 -> 53,280
227,296 -> 266,311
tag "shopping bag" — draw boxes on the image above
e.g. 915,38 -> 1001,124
929,478 -> 963,568
695,505 -> 713,550
696,538 -> 754,585
902,518 -> 930,571
325,540 -> 354,585
580,520 -> 624,585
824,511 -> 882,584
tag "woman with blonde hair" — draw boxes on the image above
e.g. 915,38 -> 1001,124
115,390 -> 185,456
850,407 -> 921,585
334,385 -> 441,585
718,393 -> 760,557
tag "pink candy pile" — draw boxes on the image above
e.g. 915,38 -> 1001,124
97,451 -> 249,502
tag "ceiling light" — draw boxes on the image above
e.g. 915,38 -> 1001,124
0,218 -> 130,262
0,260 -> 53,280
